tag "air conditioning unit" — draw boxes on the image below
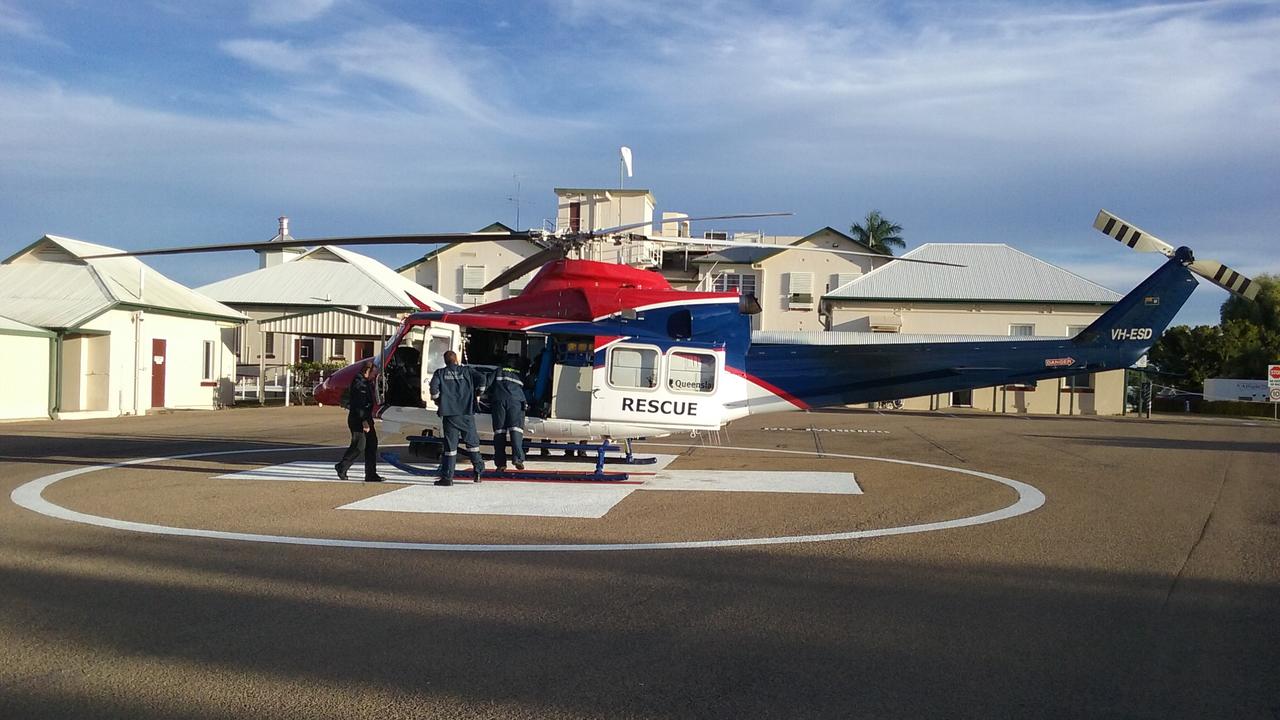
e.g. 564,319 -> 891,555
788,294 -> 814,310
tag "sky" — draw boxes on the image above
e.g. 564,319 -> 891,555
1,0 -> 1276,326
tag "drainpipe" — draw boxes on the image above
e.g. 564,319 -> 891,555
49,333 -> 62,419
132,310 -> 144,415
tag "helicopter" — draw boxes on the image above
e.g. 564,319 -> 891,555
89,209 -> 1257,446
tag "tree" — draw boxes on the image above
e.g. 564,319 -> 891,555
1147,274 -> 1280,386
850,210 -> 906,255
1218,273 -> 1280,378
1146,324 -> 1226,389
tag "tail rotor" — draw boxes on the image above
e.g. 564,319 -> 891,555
1094,210 -> 1259,300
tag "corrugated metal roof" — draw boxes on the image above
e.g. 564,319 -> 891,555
0,313 -> 54,337
753,330 -> 1048,345
258,307 -> 402,338
198,246 -> 460,311
693,245 -> 780,265
0,236 -> 246,329
823,244 -> 1122,304
693,227 -> 877,265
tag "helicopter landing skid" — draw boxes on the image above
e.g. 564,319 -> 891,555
380,451 -> 635,483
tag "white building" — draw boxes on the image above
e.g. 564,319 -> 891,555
821,243 -> 1125,415
397,223 -> 546,306
0,235 -> 246,419
690,227 -> 890,331
0,314 -> 55,421
197,231 -> 457,395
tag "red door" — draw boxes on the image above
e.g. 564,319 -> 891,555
151,338 -> 167,408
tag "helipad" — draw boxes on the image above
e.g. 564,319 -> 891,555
10,443 -> 1043,551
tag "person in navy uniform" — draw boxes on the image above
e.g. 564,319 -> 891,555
335,360 -> 384,483
428,350 -> 488,486
487,354 -> 528,472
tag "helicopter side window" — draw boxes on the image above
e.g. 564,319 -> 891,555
608,346 -> 659,390
667,350 -> 717,394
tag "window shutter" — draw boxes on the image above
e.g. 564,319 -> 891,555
462,265 -> 486,293
787,272 -> 813,309
833,272 -> 861,291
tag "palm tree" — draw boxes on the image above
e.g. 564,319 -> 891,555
850,210 -> 905,255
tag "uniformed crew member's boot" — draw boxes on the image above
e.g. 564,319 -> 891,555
435,454 -> 455,486
470,452 -> 485,483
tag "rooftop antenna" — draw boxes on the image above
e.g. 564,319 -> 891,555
506,174 -> 521,230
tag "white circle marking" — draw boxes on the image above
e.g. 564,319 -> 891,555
10,443 -> 1044,552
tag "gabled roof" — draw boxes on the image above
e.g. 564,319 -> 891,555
693,227 -> 878,265
198,245 -> 460,311
0,235 -> 247,329
0,313 -> 54,338
823,243 -> 1123,304
395,222 -> 538,273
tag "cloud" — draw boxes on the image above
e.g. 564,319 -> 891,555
247,0 -> 337,25
221,24 -> 545,130
0,1 -> 61,44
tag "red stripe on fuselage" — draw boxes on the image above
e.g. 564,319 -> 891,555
726,366 -> 810,410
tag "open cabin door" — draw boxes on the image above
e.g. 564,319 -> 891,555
542,336 -> 594,421
590,341 -> 725,430
420,323 -> 462,413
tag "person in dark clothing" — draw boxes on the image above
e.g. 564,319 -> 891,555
335,360 -> 384,482
428,350 -> 488,486
487,354 -> 527,472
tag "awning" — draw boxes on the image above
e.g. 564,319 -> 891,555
257,307 -> 402,339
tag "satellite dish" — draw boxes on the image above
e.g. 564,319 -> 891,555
620,146 -> 633,178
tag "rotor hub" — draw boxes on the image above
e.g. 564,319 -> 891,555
1173,245 -> 1195,264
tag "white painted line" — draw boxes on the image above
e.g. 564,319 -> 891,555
340,483 -> 637,518
643,470 -> 860,494
9,444 -> 1043,552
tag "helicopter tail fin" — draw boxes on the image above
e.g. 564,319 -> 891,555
1072,256 -> 1198,355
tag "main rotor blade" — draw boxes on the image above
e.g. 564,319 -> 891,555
1188,258 -> 1260,300
592,212 -> 792,238
80,231 -> 530,259
480,246 -> 565,293
641,235 -> 965,267
1093,210 -> 1175,256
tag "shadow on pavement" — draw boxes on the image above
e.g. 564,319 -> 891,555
0,535 -> 1276,719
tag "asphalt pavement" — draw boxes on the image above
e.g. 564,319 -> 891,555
1,405 -> 1277,719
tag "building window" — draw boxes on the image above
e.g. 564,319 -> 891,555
703,231 -> 729,241
1067,324 -> 1089,338
786,272 -> 813,309
201,340 -> 216,381
231,326 -> 242,359
608,346 -> 658,389
264,332 -> 275,358
712,272 -> 757,296
355,341 -> 374,361
1009,324 -> 1035,337
298,338 -> 314,362
668,351 -> 716,393
1066,373 -> 1094,390
462,265 -> 486,303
